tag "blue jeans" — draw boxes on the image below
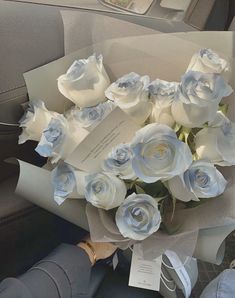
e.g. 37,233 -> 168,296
200,269 -> 235,298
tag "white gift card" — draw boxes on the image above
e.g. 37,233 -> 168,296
65,107 -> 140,172
129,244 -> 162,291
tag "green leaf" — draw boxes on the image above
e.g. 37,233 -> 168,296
184,132 -> 189,145
178,132 -> 184,141
161,222 -> 182,235
174,123 -> 182,133
171,196 -> 177,222
219,103 -> 229,115
177,127 -> 191,144
184,197 -> 211,209
128,178 -> 138,190
135,184 -> 146,194
191,127 -> 202,136
159,199 -> 165,215
181,127 -> 191,134
154,195 -> 168,203
180,127 -> 191,144
136,181 -> 169,198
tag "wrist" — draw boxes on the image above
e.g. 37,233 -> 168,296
78,241 -> 97,265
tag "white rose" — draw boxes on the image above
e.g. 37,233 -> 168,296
195,113 -> 235,166
115,193 -> 161,241
187,48 -> 230,75
102,143 -> 136,180
130,123 -> 193,183
51,162 -> 86,205
66,101 -> 115,132
35,115 -> 87,163
149,79 -> 178,128
84,172 -> 126,210
19,100 -> 58,144
58,54 -> 110,108
105,72 -> 152,125
168,160 -> 227,202
171,71 -> 233,128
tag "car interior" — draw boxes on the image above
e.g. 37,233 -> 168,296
0,0 -> 234,296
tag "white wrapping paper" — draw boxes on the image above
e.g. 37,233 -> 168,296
60,10 -> 158,55
194,224 -> 235,264
16,160 -> 89,231
19,32 -> 235,264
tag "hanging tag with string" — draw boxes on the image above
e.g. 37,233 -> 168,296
128,243 -> 162,291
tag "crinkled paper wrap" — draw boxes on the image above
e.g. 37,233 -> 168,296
19,32 -> 235,264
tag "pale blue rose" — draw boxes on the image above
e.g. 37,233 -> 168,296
195,112 -> 235,166
35,115 -> 82,163
115,193 -> 161,240
66,101 -> 115,131
149,79 -> 178,127
102,143 -> 135,179
105,72 -> 152,124
35,115 -> 66,159
51,162 -> 76,205
178,71 -> 232,106
58,54 -> 110,108
19,100 -> 57,144
168,160 -> 227,202
187,48 -> 230,75
130,123 -> 193,183
85,172 -> 126,210
171,71 -> 233,128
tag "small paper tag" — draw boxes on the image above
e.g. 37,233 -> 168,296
129,244 -> 162,291
65,107 -> 140,172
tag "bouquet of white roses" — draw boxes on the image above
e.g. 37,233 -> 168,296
18,48 -> 235,254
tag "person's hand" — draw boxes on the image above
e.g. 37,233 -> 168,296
78,235 -> 117,265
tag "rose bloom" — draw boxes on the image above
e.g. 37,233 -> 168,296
36,115 -> 87,163
171,71 -> 233,128
66,101 -> 115,132
168,160 -> 227,202
84,172 -> 126,210
116,193 -> 161,241
187,48 -> 230,76
51,162 -> 86,205
195,112 -> 235,166
58,54 -> 110,108
149,79 -> 178,128
19,100 -> 58,144
102,143 -> 135,180
105,72 -> 152,125
130,123 -> 192,183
